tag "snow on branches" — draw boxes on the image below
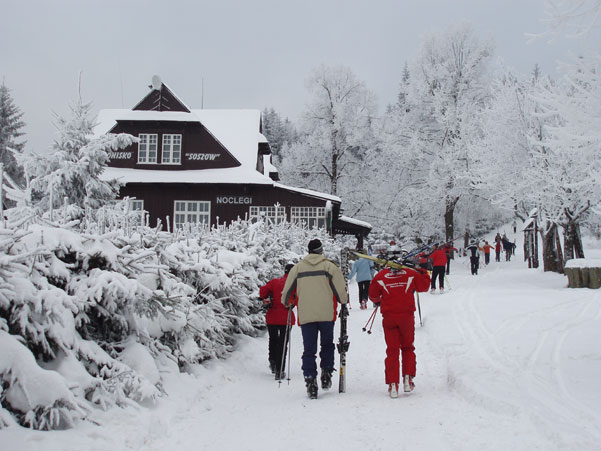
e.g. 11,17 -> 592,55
0,212 -> 333,429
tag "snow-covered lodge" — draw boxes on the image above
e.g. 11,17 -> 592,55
96,77 -> 371,245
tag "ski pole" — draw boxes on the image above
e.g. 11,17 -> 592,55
367,305 -> 379,334
279,308 -> 293,387
362,306 -> 378,333
416,292 -> 423,327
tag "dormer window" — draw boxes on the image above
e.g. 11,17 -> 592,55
138,134 -> 158,164
162,134 -> 182,164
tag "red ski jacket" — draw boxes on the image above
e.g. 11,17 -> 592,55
368,267 -> 431,316
259,275 -> 296,326
430,248 -> 448,267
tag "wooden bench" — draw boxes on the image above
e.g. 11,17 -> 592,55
564,259 -> 601,288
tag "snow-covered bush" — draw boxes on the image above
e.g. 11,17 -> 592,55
0,209 -> 338,429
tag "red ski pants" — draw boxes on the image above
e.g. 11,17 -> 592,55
382,314 -> 416,384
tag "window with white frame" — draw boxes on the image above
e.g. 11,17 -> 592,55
249,206 -> 286,224
174,201 -> 210,229
138,134 -> 158,164
129,199 -> 145,226
291,206 -> 326,229
162,134 -> 182,164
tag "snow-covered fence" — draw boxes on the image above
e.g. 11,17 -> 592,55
564,259 -> 601,289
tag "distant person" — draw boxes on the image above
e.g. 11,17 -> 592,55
282,239 -> 348,399
501,234 -> 512,261
481,241 -> 494,265
512,220 -> 517,234
467,241 -> 480,275
259,263 -> 296,380
444,242 -> 458,275
495,239 -> 502,262
369,261 -> 430,397
348,253 -> 375,309
429,244 -> 447,293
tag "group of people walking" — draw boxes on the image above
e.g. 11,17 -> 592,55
259,238 -> 430,399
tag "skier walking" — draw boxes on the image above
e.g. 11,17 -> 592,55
481,241 -> 494,265
348,253 -> 375,309
444,242 -> 458,275
369,263 -> 430,398
282,239 -> 348,399
259,263 -> 296,380
429,244 -> 447,293
467,241 -> 481,275
494,238 -> 502,262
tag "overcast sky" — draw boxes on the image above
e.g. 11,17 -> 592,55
1,0 -> 595,153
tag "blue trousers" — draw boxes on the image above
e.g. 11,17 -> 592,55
300,321 -> 335,378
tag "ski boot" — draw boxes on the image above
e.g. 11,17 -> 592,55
403,375 -> 415,392
388,383 -> 399,399
305,377 -> 318,399
430,288 -> 436,294
320,368 -> 334,390
275,370 -> 286,381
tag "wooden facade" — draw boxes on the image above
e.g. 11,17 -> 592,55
97,77 -> 371,243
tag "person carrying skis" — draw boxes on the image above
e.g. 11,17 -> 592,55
501,234 -> 512,261
467,241 -> 481,275
282,239 -> 348,399
369,262 -> 430,398
259,263 -> 297,380
429,244 -> 447,293
348,252 -> 375,309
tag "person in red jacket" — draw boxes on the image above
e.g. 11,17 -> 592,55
369,264 -> 430,398
259,263 -> 296,380
429,244 -> 447,293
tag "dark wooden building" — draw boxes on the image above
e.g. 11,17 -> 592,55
96,77 -> 371,244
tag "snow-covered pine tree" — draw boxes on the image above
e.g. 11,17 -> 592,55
0,82 -> 26,185
14,94 -> 135,222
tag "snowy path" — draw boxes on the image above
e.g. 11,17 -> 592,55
5,233 -> 601,450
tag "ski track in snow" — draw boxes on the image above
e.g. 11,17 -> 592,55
3,232 -> 601,451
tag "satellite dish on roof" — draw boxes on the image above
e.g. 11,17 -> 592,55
151,75 -> 162,90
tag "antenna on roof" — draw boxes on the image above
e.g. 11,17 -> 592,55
151,75 -> 162,91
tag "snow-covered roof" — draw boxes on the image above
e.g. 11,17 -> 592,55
338,215 -> 372,229
273,182 -> 341,203
101,166 -> 272,185
95,109 -> 265,176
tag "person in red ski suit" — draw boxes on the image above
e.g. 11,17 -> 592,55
368,265 -> 430,398
429,244 -> 447,293
259,263 -> 297,380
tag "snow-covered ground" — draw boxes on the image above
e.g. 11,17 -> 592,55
4,229 -> 601,451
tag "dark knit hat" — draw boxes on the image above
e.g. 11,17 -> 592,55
284,263 -> 294,274
308,239 -> 323,254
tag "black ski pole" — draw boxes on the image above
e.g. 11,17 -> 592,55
416,292 -> 423,327
279,308 -> 293,387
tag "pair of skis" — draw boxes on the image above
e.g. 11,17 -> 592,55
338,248 -> 350,393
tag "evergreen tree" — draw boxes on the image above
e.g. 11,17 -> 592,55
16,94 -> 136,219
0,82 -> 26,184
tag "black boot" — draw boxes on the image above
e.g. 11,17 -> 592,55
275,370 -> 286,380
305,377 -> 318,399
269,360 -> 277,374
320,368 -> 334,390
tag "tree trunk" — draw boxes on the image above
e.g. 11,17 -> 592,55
563,220 -> 585,263
444,196 -> 460,243
541,222 -> 561,273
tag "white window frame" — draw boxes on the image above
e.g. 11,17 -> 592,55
162,134 -> 182,165
129,199 -> 145,227
174,200 -> 211,230
291,206 -> 326,229
138,134 -> 158,164
249,206 -> 287,224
